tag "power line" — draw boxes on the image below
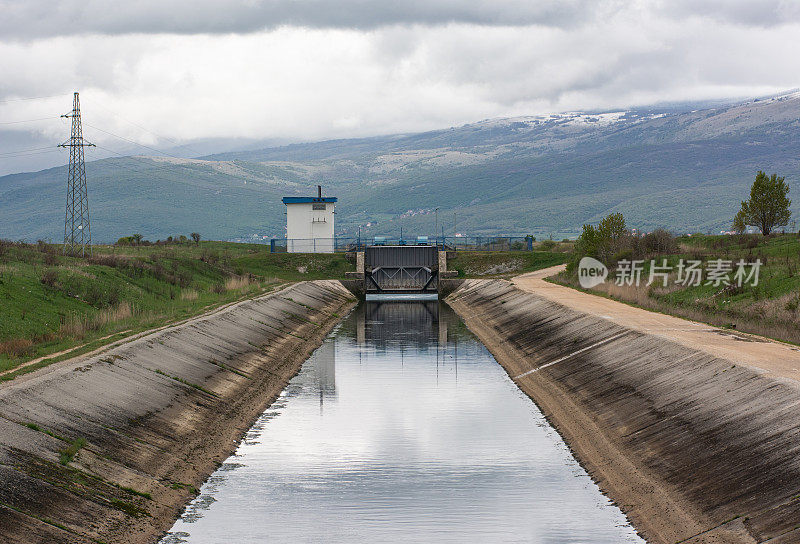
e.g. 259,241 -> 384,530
0,116 -> 61,125
0,145 -> 58,156
0,93 -> 72,105
0,148 -> 61,159
93,142 -> 152,161
90,101 -> 205,157
93,143 -> 180,171
83,122 -> 184,159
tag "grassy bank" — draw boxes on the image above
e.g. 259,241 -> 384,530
450,247 -> 570,278
0,240 -> 353,379
553,233 -> 800,344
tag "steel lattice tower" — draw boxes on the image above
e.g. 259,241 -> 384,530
58,92 -> 95,256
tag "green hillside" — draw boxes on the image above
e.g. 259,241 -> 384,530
2,93 -> 800,242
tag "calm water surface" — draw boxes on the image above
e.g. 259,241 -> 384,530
162,302 -> 643,543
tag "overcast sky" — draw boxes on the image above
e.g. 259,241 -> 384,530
2,0 -> 800,173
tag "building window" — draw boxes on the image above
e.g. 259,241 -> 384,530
312,203 -> 326,210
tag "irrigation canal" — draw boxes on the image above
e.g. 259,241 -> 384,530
161,302 -> 643,543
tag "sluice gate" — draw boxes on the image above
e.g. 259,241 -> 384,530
364,245 -> 439,301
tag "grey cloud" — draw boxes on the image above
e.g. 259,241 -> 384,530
657,0 -> 800,27
3,0 -> 798,40
0,0 -> 600,39
2,5 -> 799,177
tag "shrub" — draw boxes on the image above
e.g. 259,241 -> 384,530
0,338 -> 34,357
180,289 -> 199,301
59,301 -> 134,338
88,254 -> 124,268
642,229 -> 677,255
224,275 -> 253,291
539,239 -> 557,250
200,250 -> 219,265
40,269 -> 59,288
613,248 -> 634,263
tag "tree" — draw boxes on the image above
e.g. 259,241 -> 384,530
735,171 -> 791,235
132,233 -> 143,246
576,212 -> 627,263
597,212 -> 627,241
575,223 -> 600,257
732,210 -> 746,234
191,232 -> 201,245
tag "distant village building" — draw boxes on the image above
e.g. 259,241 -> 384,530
282,186 -> 337,253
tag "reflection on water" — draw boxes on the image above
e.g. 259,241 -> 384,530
162,302 -> 644,544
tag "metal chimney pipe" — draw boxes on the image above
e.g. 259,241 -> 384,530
317,185 -> 322,198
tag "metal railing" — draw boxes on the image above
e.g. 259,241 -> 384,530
269,236 -> 536,253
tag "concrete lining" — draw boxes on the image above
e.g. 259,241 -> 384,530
447,279 -> 800,544
0,280 -> 356,544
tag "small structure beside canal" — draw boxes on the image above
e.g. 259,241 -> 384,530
282,185 -> 337,253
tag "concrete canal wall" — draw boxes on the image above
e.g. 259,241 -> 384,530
448,279 -> 800,544
0,281 -> 356,544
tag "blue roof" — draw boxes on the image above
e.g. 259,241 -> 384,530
282,197 -> 337,204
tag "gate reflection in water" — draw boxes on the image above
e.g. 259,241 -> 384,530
161,302 -> 643,544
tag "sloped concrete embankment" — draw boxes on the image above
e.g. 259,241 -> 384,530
447,279 -> 800,544
0,280 -> 355,544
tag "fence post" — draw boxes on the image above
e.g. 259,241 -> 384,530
527,236 -> 533,251
270,239 -> 276,253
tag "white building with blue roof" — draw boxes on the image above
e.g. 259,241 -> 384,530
282,185 -> 337,253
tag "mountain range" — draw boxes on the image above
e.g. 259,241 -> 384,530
2,91 -> 800,242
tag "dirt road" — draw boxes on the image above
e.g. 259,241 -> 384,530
514,265 -> 800,383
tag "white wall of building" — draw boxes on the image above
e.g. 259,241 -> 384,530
285,201 -> 335,253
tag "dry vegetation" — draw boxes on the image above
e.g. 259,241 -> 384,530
558,232 -> 800,344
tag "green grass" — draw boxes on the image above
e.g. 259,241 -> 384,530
59,437 -> 86,466
557,233 -> 800,345
109,498 -> 150,518
449,250 -> 569,278
118,485 -> 152,500
663,233 -> 800,306
0,240 -> 354,378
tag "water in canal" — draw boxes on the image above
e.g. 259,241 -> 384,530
162,302 -> 643,543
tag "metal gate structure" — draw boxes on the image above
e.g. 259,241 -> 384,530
365,246 -> 438,295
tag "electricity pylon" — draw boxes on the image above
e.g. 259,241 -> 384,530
58,92 -> 95,256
